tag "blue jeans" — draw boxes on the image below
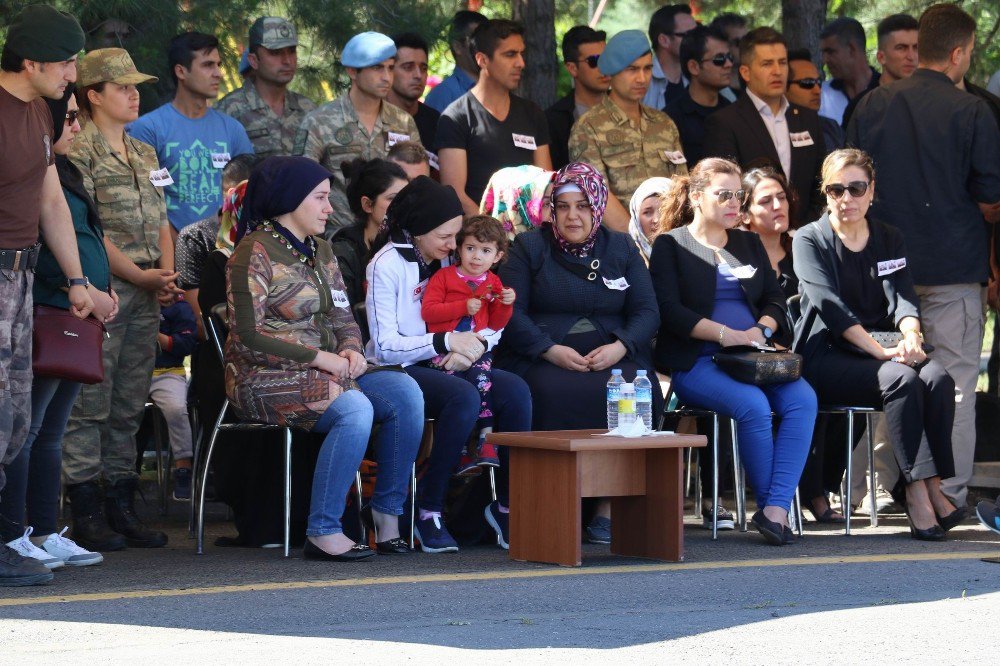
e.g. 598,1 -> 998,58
672,356 -> 817,512
404,365 -> 531,511
356,370 -> 423,516
307,390 -> 372,537
0,377 -> 81,534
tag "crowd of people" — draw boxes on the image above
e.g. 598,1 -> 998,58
1,2 -> 999,586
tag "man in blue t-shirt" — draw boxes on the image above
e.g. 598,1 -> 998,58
128,32 -> 253,234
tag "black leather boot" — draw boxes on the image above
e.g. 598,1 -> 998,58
66,482 -> 127,552
104,478 -> 168,548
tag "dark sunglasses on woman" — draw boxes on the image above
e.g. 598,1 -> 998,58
65,109 -> 79,124
824,181 -> 870,199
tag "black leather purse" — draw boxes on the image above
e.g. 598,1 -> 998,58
713,345 -> 803,385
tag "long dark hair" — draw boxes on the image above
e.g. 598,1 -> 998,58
342,158 -> 408,226
741,166 -> 797,252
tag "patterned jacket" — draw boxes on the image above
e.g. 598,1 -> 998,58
224,230 -> 364,430
215,80 -> 316,158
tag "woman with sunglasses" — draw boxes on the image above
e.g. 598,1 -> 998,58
649,158 -> 816,546
792,148 -> 961,541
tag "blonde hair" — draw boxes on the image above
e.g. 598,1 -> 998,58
821,148 -> 875,190
655,158 -> 742,234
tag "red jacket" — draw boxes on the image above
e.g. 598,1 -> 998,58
421,266 -> 513,333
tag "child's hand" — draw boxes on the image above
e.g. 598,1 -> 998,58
466,298 -> 482,315
500,287 -> 516,305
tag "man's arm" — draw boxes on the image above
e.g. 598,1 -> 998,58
38,165 -> 93,318
439,147 -> 479,215
603,196 -> 630,232
532,144 -> 553,171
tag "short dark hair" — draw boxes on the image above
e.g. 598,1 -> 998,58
877,13 -> 919,46
470,19 -> 524,60
561,25 -> 607,63
739,27 -> 786,65
649,4 -> 694,51
387,140 -> 428,166
679,25 -> 730,79
449,10 -> 487,43
222,154 -> 261,189
918,3 -> 976,64
708,13 -> 748,36
342,158 -> 408,224
168,32 -> 219,86
0,45 -> 26,73
457,214 -> 509,258
393,32 -> 430,56
786,48 -> 813,64
820,17 -> 866,50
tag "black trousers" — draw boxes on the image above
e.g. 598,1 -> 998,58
802,343 -> 956,494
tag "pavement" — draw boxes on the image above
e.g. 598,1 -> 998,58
3,493 -> 1000,662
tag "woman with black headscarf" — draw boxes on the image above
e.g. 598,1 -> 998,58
225,156 -> 423,560
0,85 -> 117,567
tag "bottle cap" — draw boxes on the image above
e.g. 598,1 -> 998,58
611,369 -> 622,375
636,370 -> 647,376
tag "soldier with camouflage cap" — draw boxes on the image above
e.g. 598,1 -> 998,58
65,47 -> 175,551
216,17 -> 316,158
294,31 -> 421,235
569,30 -> 687,231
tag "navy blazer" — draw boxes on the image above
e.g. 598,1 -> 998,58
792,213 -> 921,360
495,226 -> 659,376
649,226 -> 788,372
702,93 -> 826,226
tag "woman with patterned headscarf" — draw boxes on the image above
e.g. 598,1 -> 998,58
628,176 -> 673,265
479,165 -> 556,240
496,162 -> 662,544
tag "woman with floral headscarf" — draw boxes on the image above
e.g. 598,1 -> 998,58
496,162 -> 662,543
479,165 -> 556,240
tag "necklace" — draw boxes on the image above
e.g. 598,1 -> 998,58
261,220 -> 316,266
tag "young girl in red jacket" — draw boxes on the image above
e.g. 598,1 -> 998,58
421,215 -> 516,473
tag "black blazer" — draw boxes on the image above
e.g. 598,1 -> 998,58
545,92 -> 577,171
791,213 -> 921,360
649,226 -> 788,372
702,93 -> 826,225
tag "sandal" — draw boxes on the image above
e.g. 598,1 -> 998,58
807,501 -> 846,524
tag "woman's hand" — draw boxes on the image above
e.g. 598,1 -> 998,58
894,331 -> 926,366
89,287 -> 117,323
442,352 -> 473,372
449,331 -> 486,362
584,341 -> 627,372
744,327 -> 767,346
311,350 -> 351,379
338,349 -> 368,379
542,344 -> 590,372
720,327 -> 754,347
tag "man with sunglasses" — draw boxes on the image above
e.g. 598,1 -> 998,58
546,26 -> 609,170
786,49 -> 844,153
644,4 -> 697,110
848,3 -> 1000,511
665,26 -> 733,165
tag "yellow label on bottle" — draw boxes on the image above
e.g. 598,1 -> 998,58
618,398 -> 636,414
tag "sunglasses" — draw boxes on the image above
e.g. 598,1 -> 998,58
790,77 -> 822,90
65,109 -> 79,124
701,53 -> 734,67
671,30 -> 692,39
576,54 -> 601,69
824,181 -> 870,199
710,189 -> 748,205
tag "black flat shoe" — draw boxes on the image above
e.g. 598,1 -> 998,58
303,539 -> 375,561
782,525 -> 796,545
751,511 -> 786,546
807,505 -> 845,524
375,537 -> 413,554
935,506 -> 968,532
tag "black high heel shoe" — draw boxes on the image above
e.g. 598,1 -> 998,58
906,511 -> 946,542
361,504 -> 413,555
935,506 -> 968,532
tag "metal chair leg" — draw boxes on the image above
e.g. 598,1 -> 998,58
731,419 -> 747,532
866,413 -> 878,528
283,428 -> 292,558
152,409 -> 168,516
793,487 -> 804,536
196,400 -> 229,554
684,446 -> 693,499
355,470 -> 365,542
409,462 -> 417,550
693,447 -> 703,520
487,467 -> 500,546
844,410 -> 855,536
711,413 -> 719,541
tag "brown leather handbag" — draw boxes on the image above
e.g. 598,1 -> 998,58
32,305 -> 106,384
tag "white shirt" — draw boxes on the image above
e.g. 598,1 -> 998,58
819,80 -> 849,125
745,88 -> 792,178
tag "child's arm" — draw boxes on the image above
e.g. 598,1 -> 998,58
421,270 -> 475,325
485,273 -> 514,330
159,301 -> 199,358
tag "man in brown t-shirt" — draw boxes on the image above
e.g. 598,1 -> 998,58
0,4 -> 93,586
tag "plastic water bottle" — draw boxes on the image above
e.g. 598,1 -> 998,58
634,370 -> 653,431
618,383 -> 637,427
606,369 -> 624,430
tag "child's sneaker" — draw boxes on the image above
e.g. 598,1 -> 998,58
453,451 -> 481,477
475,440 -> 500,468
484,501 -> 509,550
40,527 -> 103,567
413,514 -> 459,553
6,527 -> 64,569
172,467 -> 192,501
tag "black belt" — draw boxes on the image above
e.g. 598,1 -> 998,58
0,243 -> 41,271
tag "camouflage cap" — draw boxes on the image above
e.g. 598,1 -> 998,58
78,48 -> 157,87
249,17 -> 298,50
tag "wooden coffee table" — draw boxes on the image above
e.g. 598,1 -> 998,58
487,429 -> 706,567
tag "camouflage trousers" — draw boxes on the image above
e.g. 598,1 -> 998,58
0,270 -> 33,497
63,278 -> 158,485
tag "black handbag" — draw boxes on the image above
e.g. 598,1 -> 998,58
713,345 -> 803,385
843,330 -> 934,356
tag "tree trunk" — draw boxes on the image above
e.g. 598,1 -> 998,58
782,0 -> 829,71
511,0 -> 558,109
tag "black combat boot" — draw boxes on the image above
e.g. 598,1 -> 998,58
104,478 -> 168,548
66,481 -> 127,552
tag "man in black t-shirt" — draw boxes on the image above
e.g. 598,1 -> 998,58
437,19 -> 552,215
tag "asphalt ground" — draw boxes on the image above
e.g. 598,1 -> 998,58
3,492 -> 1000,662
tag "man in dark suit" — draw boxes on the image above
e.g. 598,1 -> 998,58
702,27 -> 826,226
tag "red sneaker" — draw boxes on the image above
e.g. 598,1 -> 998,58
453,451 -> 481,477
475,441 -> 500,468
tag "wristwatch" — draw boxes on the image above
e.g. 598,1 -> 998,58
754,322 -> 774,341
66,276 -> 90,288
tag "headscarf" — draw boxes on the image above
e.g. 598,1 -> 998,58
379,176 -> 463,278
547,162 -> 608,257
628,177 -> 673,263
45,85 -> 100,233
479,165 -> 555,239
217,180 -> 248,257
237,156 -> 333,243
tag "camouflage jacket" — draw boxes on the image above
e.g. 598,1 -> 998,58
569,95 -> 688,211
294,94 -> 421,231
69,122 -> 167,265
215,80 -> 316,158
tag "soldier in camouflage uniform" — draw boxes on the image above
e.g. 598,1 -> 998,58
64,48 -> 173,549
294,31 -> 421,235
569,30 -> 687,232
215,17 -> 316,158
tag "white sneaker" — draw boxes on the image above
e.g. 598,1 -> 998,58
6,526 -> 64,569
40,527 -> 103,567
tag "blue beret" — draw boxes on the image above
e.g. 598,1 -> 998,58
341,31 -> 396,69
598,30 -> 651,76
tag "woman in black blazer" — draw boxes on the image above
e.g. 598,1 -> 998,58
793,148 -> 961,541
649,158 -> 817,546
